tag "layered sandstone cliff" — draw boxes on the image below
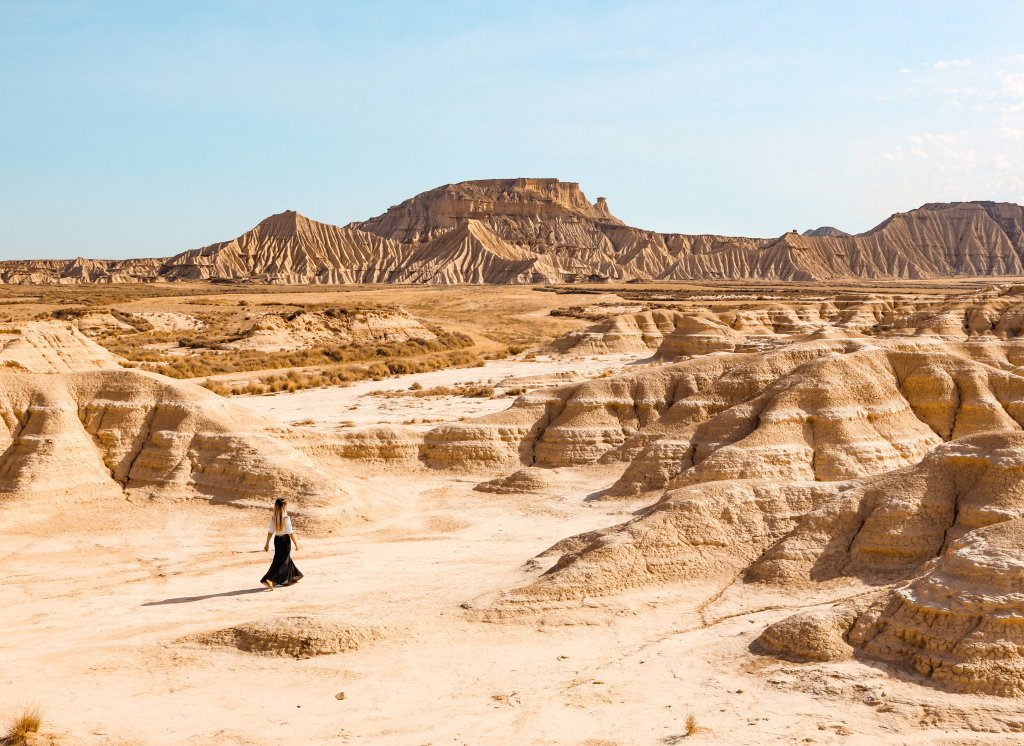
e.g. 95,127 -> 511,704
0,323 -> 359,530
8,179 -> 1024,284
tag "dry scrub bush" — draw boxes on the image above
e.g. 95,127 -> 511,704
372,383 -> 496,399
685,713 -> 698,737
4,705 -> 42,745
200,350 -> 486,397
138,330 -> 476,379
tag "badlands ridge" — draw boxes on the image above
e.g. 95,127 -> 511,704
3,178 -> 1024,284
8,280 -> 1024,742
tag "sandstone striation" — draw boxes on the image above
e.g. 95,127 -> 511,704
0,322 -> 123,373
0,324 -> 359,530
8,181 -> 1024,284
760,517 -> 1024,697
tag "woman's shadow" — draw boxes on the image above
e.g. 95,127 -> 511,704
142,588 -> 266,606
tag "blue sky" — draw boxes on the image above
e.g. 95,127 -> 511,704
2,0 -> 1023,259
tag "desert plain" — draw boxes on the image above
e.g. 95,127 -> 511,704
5,278 -> 1024,745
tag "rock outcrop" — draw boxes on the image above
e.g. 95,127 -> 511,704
158,210 -> 411,284
0,324 -> 359,530
7,180 -> 1024,284
760,515 -> 1024,697
0,257 -> 162,284
0,322 -> 123,373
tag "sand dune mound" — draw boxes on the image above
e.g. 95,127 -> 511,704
186,616 -> 388,658
474,468 -> 557,494
226,307 -> 436,352
0,322 -> 122,372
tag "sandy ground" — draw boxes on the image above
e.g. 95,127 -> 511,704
6,468 -> 1017,745
6,284 -> 1024,744
234,354 -> 644,431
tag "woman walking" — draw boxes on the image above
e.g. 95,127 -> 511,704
261,498 -> 303,589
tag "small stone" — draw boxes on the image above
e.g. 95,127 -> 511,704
335,692 -> 347,700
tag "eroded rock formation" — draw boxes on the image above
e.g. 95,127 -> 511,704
0,324 -> 359,531
7,180 -> 1024,284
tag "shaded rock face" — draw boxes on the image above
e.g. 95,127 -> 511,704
760,518 -> 1024,697
6,181 -> 1024,283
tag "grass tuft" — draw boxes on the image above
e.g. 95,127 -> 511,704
685,713 -> 698,737
4,705 -> 42,745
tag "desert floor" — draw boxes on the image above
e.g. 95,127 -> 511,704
4,282 -> 1022,745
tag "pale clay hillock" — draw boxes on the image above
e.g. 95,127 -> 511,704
442,293 -> 1024,698
225,307 -> 436,352
0,322 -> 123,373
546,309 -> 743,357
474,468 -> 558,494
481,431 -> 1024,622
0,324 -> 359,531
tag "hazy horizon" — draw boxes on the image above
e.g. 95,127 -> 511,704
2,0 -> 1023,260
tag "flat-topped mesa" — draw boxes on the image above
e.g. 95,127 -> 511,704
356,178 -> 625,244
9,190 -> 1024,285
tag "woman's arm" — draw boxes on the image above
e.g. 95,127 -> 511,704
264,531 -> 272,551
291,533 -> 299,551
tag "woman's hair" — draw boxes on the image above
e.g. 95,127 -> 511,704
273,498 -> 287,534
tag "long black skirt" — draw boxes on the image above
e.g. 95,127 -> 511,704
261,534 -> 303,586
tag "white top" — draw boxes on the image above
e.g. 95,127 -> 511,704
268,516 -> 293,536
